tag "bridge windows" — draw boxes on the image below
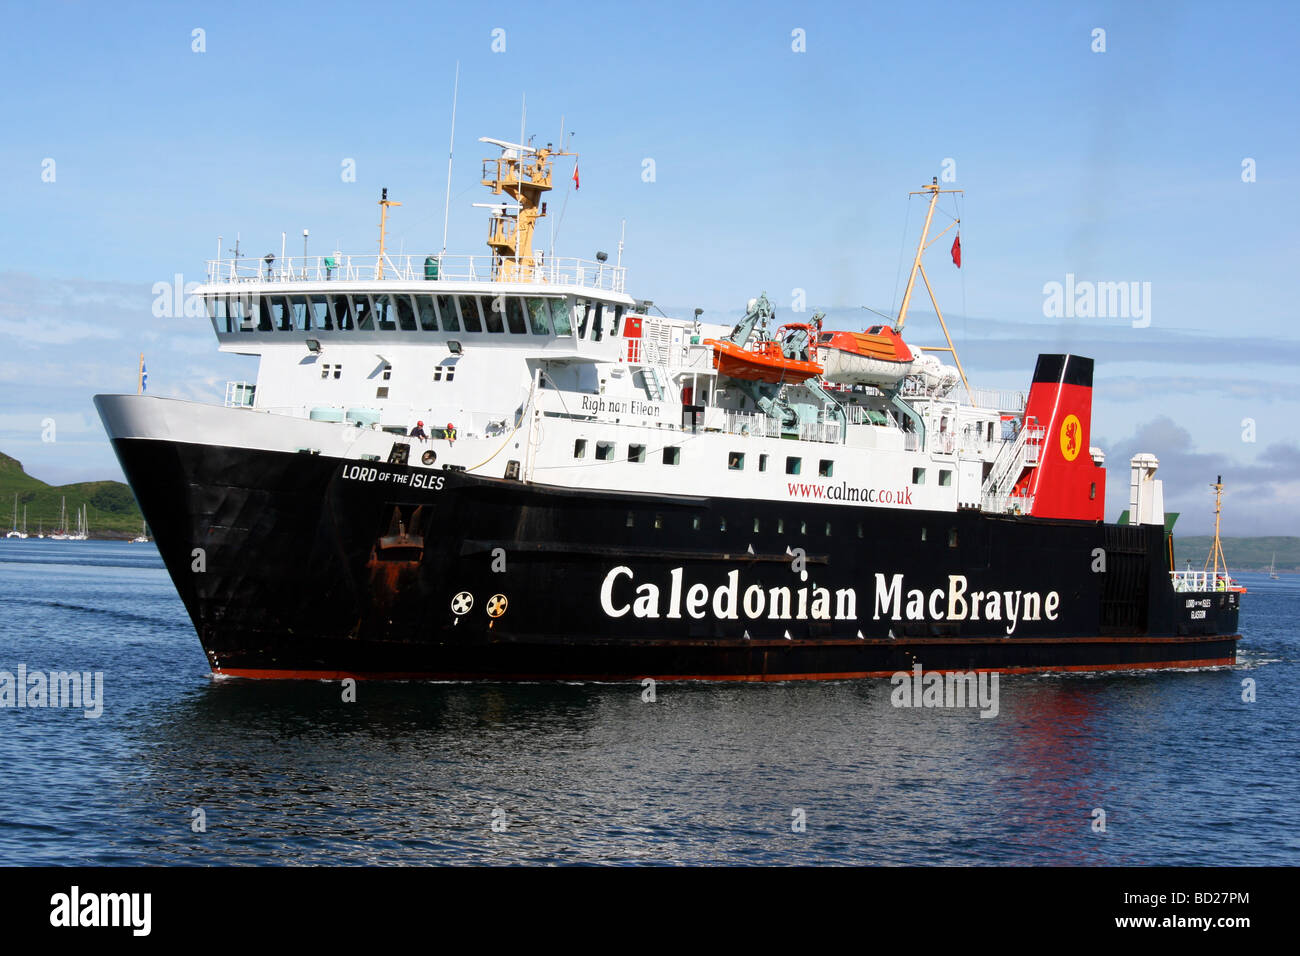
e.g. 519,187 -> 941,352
310,296 -> 332,331
505,296 -> 527,334
354,295 -> 373,330
550,297 -> 573,336
483,296 -> 505,333
436,295 -> 460,332
526,298 -> 553,335
374,295 -> 397,331
458,296 -> 482,332
417,296 -> 437,331
395,296 -> 417,331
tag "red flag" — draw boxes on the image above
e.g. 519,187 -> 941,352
572,162 -> 580,190
951,233 -> 962,268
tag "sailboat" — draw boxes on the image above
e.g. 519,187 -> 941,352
131,519 -> 150,544
5,493 -> 26,538
49,497 -> 71,540
68,503 -> 89,541
1269,552 -> 1279,580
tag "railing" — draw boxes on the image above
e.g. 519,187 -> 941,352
725,411 -> 781,438
799,421 -> 842,444
205,253 -> 627,294
980,492 -> 1034,515
1170,570 -> 1238,593
952,385 -> 1028,413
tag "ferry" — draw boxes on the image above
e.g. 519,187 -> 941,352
94,135 -> 1241,680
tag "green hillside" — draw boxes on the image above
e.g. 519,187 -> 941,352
0,452 -> 144,539
1174,535 -> 1300,573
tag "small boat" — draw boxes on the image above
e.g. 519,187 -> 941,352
704,334 -> 823,385
5,494 -> 27,539
1269,552 -> 1279,580
818,325 -> 915,387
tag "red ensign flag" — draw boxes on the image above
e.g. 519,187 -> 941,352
951,233 -> 962,268
572,162 -> 580,190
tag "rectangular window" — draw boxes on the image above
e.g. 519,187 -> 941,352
626,511 -> 635,528
662,446 -> 680,465
819,460 -> 833,478
432,363 -> 456,383
654,514 -> 663,530
857,523 -> 864,539
436,295 -> 461,332
395,295 -> 417,331
227,295 -> 245,332
596,442 -> 615,461
331,294 -> 354,330
290,295 -> 310,331
483,296 -> 505,333
505,297 -> 527,334
753,518 -> 760,533
921,527 -> 928,542
374,295 -> 397,331
912,467 -> 926,484
786,457 -> 801,475
310,295 -> 332,331
759,454 -> 769,472
825,522 -> 832,536
591,303 -> 603,341
458,296 -> 482,333
354,295 -> 374,330
526,298 -> 552,335
628,444 -> 646,463
692,516 -> 701,531
381,363 -> 392,380
728,452 -> 745,470
1090,482 -> 1097,500
576,299 -> 589,338
416,295 -> 438,331
939,470 -> 953,486
948,529 -> 959,548
574,439 -> 587,458
550,298 -> 573,336
271,296 -> 291,331
777,519 -> 785,533
376,386 -> 389,399
799,521 -> 807,535
719,516 -> 727,531
613,305 -> 625,336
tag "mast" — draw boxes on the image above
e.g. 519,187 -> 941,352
1204,474 -> 1228,580
376,188 -> 401,279
895,178 -> 972,397
480,137 -> 575,282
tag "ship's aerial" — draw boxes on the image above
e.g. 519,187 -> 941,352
95,134 -> 1243,680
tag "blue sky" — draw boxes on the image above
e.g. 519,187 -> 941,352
1,0 -> 1297,534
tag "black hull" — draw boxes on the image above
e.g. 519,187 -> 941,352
107,437 -> 1241,680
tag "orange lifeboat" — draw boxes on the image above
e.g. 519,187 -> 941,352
818,325 -> 915,387
703,337 -> 823,384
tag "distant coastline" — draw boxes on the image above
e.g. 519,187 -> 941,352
0,451 -> 144,540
